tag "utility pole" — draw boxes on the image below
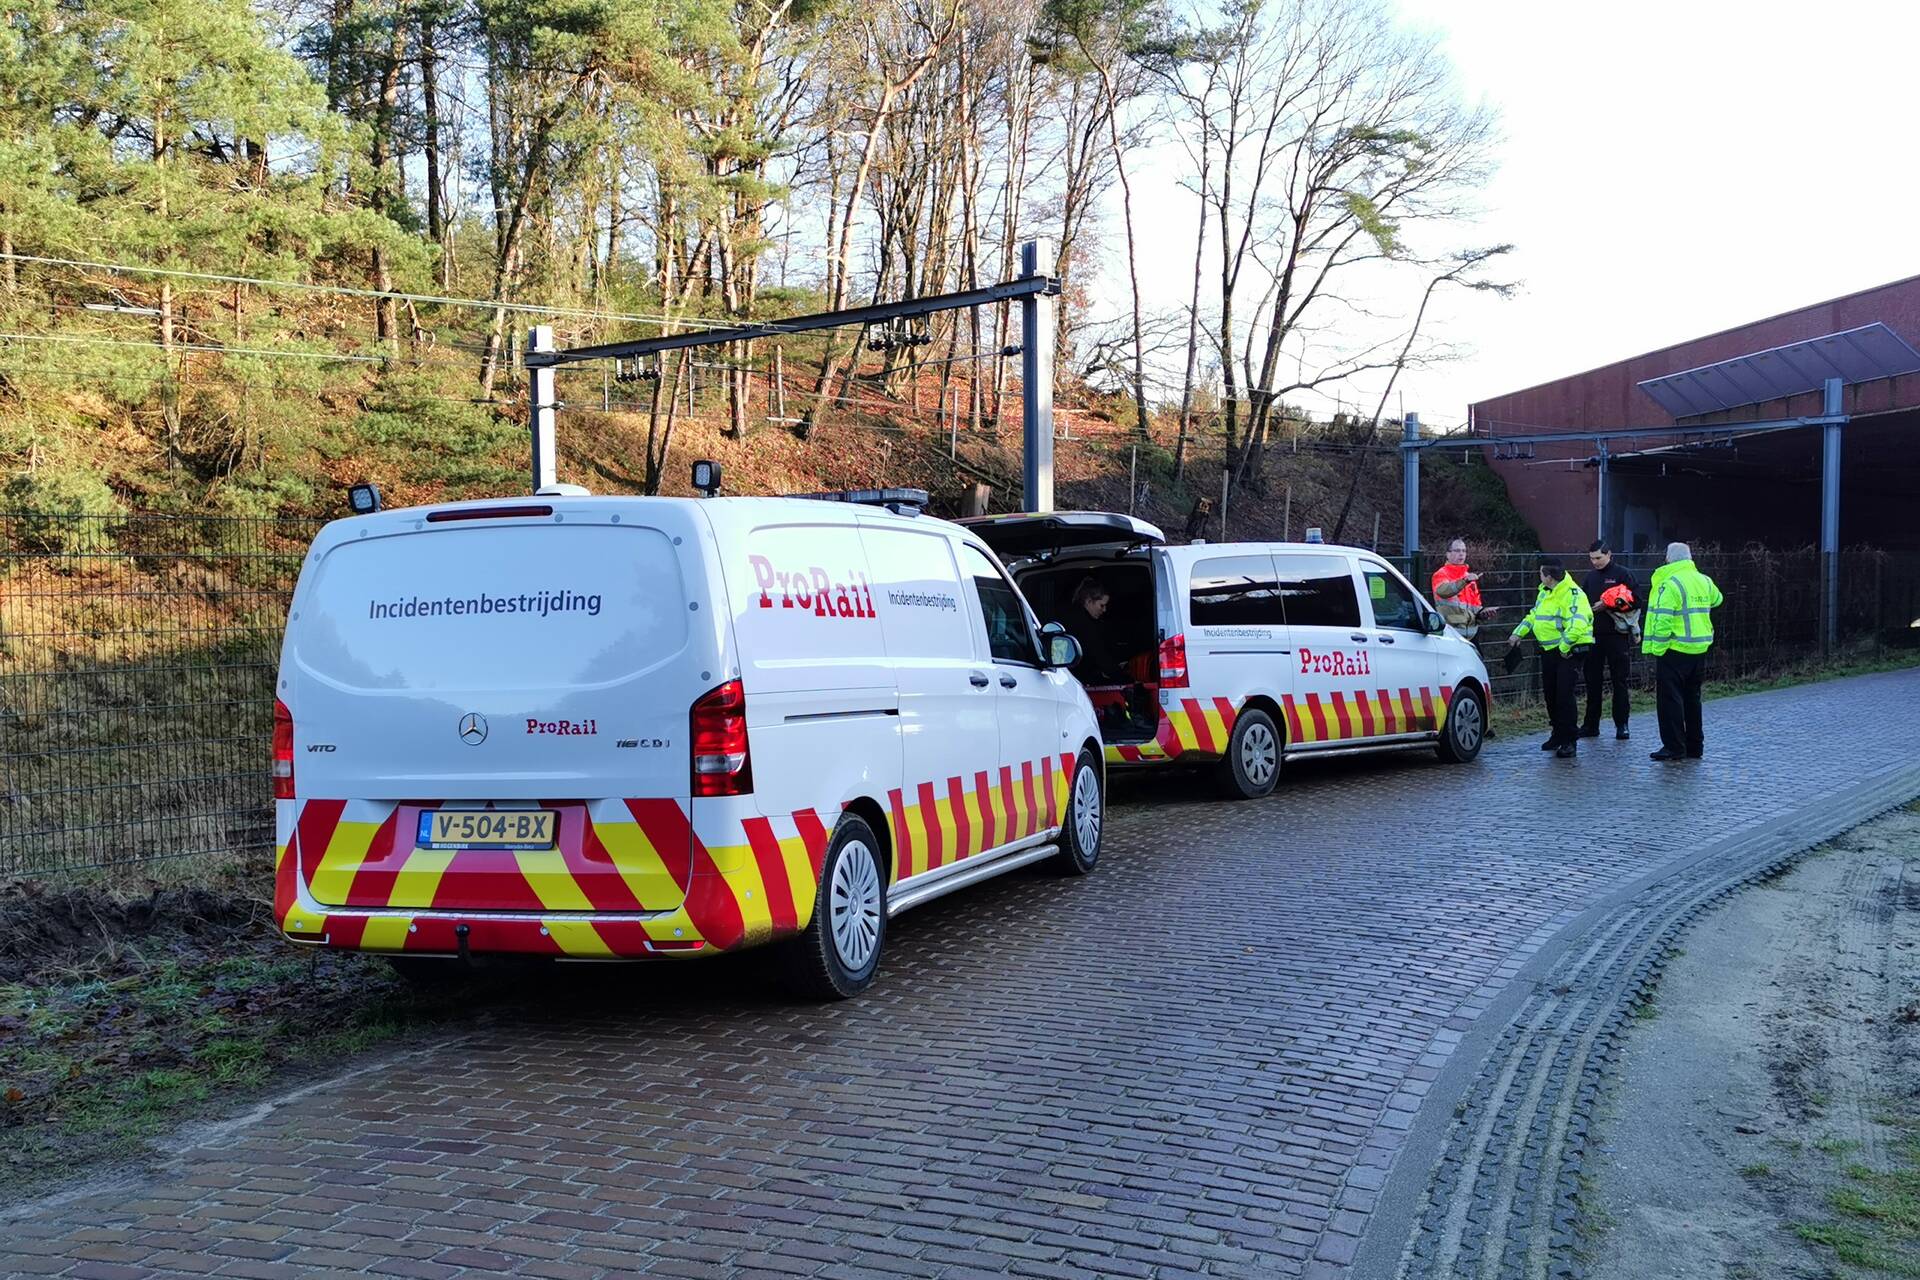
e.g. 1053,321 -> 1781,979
1020,240 -> 1054,513
528,325 -> 557,491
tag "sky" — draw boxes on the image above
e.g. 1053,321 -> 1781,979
1116,0 -> 1920,432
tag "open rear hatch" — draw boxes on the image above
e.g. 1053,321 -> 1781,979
283,506 -> 706,914
963,513 -> 1168,747
958,511 -> 1165,561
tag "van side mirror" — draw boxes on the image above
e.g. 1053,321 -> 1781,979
1038,620 -> 1081,669
1426,609 -> 1447,635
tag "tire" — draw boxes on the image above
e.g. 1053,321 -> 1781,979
1051,748 -> 1104,876
786,814 -> 887,1000
1436,684 -> 1486,763
1215,707 -> 1281,799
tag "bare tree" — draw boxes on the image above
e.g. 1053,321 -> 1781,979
1232,0 -> 1496,481
1326,244 -> 1516,542
804,0 -> 959,435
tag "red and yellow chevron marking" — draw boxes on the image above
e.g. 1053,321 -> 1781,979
1106,697 -> 1233,765
278,752 -> 1077,962
1108,684 -> 1462,765
883,752 -> 1073,885
1281,684 -> 1454,746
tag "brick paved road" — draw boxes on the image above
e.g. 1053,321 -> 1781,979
5,669 -> 1919,1280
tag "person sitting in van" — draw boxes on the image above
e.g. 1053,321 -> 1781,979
1068,575 -> 1156,739
1069,577 -> 1127,684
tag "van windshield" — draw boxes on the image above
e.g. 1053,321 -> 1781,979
292,523 -> 689,691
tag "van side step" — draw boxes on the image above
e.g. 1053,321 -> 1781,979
888,841 -> 1060,915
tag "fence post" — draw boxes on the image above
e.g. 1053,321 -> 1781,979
1820,377 -> 1843,656
1401,412 -> 1420,559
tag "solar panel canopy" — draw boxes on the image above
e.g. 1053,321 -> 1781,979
1636,322 -> 1920,418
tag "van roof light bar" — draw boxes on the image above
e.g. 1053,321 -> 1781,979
788,487 -> 931,513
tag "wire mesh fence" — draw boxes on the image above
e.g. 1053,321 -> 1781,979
1,513 -> 321,878
2,512 -> 1916,879
1394,547 -> 1920,708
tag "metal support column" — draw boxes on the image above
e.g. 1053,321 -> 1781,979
1820,376 -> 1843,655
528,325 -> 557,492
1020,239 -> 1054,513
1400,412 -> 1420,560
1595,440 -> 1609,545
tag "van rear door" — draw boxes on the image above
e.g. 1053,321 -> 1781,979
280,504 -> 712,914
958,511 -> 1165,561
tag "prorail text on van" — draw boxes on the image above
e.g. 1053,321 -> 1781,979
746,554 -> 878,617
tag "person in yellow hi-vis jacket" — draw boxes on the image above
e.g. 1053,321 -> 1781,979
1642,541 -> 1723,761
1508,558 -> 1595,759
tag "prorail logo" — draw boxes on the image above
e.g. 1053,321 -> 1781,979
748,554 -> 877,619
1298,646 -> 1372,677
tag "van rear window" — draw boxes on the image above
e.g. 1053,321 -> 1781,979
293,524 -> 689,691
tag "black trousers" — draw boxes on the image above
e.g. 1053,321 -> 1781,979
1582,636 -> 1633,732
1541,649 -> 1582,747
1655,651 -> 1707,756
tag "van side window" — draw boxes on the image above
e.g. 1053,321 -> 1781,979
1189,556 -> 1284,626
1362,566 -> 1423,632
960,543 -> 1037,664
1273,553 -> 1361,628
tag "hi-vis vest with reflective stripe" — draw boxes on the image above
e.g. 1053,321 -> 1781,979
1512,575 -> 1594,654
1642,560 -> 1722,656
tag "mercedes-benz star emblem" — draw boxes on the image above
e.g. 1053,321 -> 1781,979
458,712 -> 488,745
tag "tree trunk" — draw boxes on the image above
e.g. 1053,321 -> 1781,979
370,9 -> 409,354
478,147 -> 543,396
153,96 -> 179,467
1176,135 -> 1209,484
419,12 -> 447,284
645,350 -> 691,495
1090,56 -> 1149,442
806,36 -> 946,434
992,61 -> 1034,431
604,142 -> 621,292
323,0 -> 357,114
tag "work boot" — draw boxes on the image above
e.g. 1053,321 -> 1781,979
1539,736 -> 1560,751
1555,743 -> 1577,759
1616,726 -> 1631,740
1577,725 -> 1600,738
1650,749 -> 1683,761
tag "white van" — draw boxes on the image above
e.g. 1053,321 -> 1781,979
271,490 -> 1104,998
960,513 -> 1491,799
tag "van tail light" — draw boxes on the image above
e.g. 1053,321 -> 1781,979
690,680 -> 753,797
272,699 -> 295,799
1158,634 -> 1189,688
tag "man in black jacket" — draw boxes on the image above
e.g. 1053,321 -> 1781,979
1580,539 -> 1640,739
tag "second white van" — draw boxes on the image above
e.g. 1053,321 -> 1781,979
961,512 -> 1491,799
272,489 -> 1104,998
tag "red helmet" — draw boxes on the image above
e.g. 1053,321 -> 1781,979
1600,583 -> 1635,610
